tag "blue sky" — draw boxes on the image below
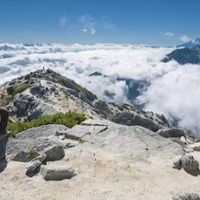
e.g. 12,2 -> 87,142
0,0 -> 200,45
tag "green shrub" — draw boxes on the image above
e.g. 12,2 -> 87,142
58,76 -> 84,92
122,103 -> 132,110
24,74 -> 31,80
7,83 -> 29,96
4,83 -> 29,106
27,149 -> 39,160
7,111 -> 87,136
58,76 -> 68,86
2,95 -> 13,106
12,83 -> 29,95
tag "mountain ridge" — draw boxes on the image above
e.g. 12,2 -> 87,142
162,45 -> 200,64
177,38 -> 200,49
3,69 -> 170,133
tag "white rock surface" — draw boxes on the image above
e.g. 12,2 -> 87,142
1,120 -> 200,200
188,142 -> 200,151
173,155 -> 184,169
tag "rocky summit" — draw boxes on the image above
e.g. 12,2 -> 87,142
1,69 -> 200,200
3,69 -> 169,131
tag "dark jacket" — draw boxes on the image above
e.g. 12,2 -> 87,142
0,108 -> 9,135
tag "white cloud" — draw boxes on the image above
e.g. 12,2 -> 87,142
59,14 -> 114,34
164,32 -> 174,37
137,65 -> 200,135
1,43 -> 200,136
82,28 -> 87,33
180,35 -> 193,42
59,16 -> 66,27
79,14 -> 96,35
81,27 -> 96,35
90,27 -> 96,35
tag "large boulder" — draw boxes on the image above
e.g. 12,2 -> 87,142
66,119 -> 184,163
6,124 -> 69,156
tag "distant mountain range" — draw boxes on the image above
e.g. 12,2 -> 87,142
177,38 -> 200,49
163,45 -> 200,65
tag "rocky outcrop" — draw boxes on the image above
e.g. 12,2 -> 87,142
3,69 -> 170,134
6,119 -> 184,163
157,128 -> 187,139
109,111 -> 169,132
3,119 -> 200,199
4,69 -> 102,121
6,124 -> 70,156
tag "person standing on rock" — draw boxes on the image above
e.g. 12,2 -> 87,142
0,86 -> 9,162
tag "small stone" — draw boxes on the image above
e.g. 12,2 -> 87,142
55,130 -> 67,136
26,154 -> 47,173
181,155 -> 199,172
58,135 -> 66,140
172,192 -> 200,200
40,164 -> 76,181
44,145 -> 65,161
173,155 -> 183,169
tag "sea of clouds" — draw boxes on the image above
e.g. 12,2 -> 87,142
0,43 -> 200,135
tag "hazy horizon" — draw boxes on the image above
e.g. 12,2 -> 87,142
1,0 -> 200,45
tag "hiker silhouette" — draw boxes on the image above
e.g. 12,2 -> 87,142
0,87 -> 9,172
